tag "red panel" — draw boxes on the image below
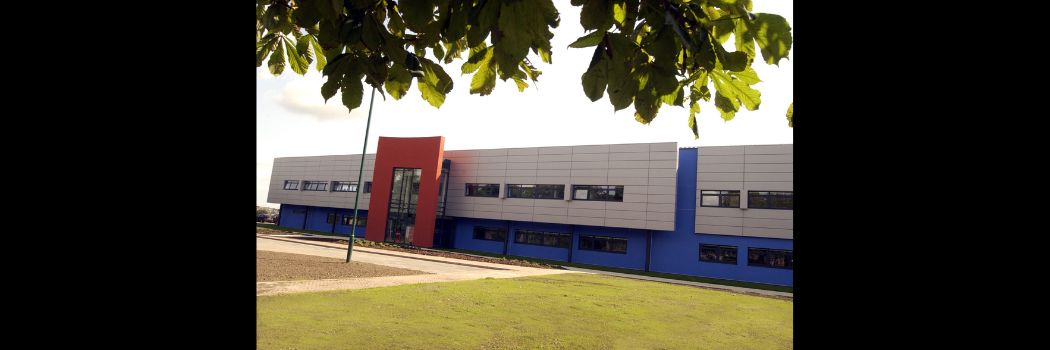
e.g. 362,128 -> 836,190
364,136 -> 445,248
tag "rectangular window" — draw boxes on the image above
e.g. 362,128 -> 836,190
302,181 -> 327,191
700,244 -> 738,264
514,229 -> 571,248
748,248 -> 793,269
572,185 -> 625,202
748,191 -> 793,210
507,184 -> 565,199
465,183 -> 500,197
341,215 -> 366,227
331,181 -> 358,192
700,190 -> 740,208
364,181 -> 372,193
326,213 -> 336,224
578,235 -> 627,254
283,180 -> 299,190
473,226 -> 507,241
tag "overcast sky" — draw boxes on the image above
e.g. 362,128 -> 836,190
257,0 -> 792,207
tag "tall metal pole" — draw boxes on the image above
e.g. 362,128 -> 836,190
347,87 -> 376,262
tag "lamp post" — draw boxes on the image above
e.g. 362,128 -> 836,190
346,87 -> 376,262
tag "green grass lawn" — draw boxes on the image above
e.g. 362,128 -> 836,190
257,273 -> 792,349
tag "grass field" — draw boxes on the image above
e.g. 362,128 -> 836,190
257,273 -> 792,349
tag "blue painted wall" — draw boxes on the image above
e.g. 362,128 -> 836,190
648,148 -> 794,286
450,218 -> 647,269
304,206 -> 337,232
276,204 -> 367,237
278,204 -> 306,229
570,225 -> 648,270
506,221 -> 572,262
333,208 -> 369,238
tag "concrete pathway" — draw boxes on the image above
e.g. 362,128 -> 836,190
256,235 -> 577,296
561,266 -> 793,298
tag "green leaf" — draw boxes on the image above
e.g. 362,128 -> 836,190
433,43 -> 445,61
721,50 -> 749,72
268,39 -> 286,75
661,83 -> 684,107
461,45 -> 493,74
384,63 -> 413,100
711,70 -> 760,110
786,102 -> 793,127
387,7 -> 406,36
310,36 -> 328,72
751,13 -> 792,65
613,1 -> 627,27
569,30 -> 607,48
417,57 -> 453,108
714,91 -> 738,121
322,76 -> 340,102
285,39 -> 309,75
734,16 -> 755,60
495,0 -> 535,80
296,35 -> 314,65
469,53 -> 497,96
512,70 -> 529,92
256,34 -> 278,67
633,86 -> 660,124
401,0 -> 437,32
580,0 -> 613,31
317,0 -> 343,21
581,59 -> 608,101
732,67 -> 760,84
688,101 -> 700,139
340,75 -> 364,112
361,16 -> 382,50
468,0 -> 501,47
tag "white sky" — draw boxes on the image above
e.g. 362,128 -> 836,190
257,0 -> 792,207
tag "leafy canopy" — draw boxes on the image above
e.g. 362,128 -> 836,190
256,0 -> 792,138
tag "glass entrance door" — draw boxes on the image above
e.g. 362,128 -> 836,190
385,168 -> 422,244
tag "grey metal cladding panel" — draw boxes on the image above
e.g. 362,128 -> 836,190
606,209 -> 645,220
743,209 -> 793,220
537,162 -> 572,170
699,155 -> 745,164
648,168 -> 677,178
533,206 -> 568,216
507,155 -> 538,163
471,211 -> 504,220
645,212 -> 675,222
744,218 -> 793,230
608,177 -> 650,185
478,155 -> 509,164
502,212 -> 534,222
698,215 -> 744,226
695,224 -> 743,236
697,181 -> 744,190
745,163 -> 793,173
478,149 -> 509,156
745,154 -> 793,164
571,169 -> 609,177
572,161 -> 610,169
646,203 -> 675,212
477,162 -> 508,170
570,176 -> 608,184
538,154 -> 572,162
605,218 -> 647,229
572,144 -> 610,154
649,142 -> 678,152
506,169 -> 538,177
610,143 -> 650,153
623,185 -> 649,194
567,216 -> 604,226
742,227 -> 793,239
608,160 -> 650,169
532,199 -> 568,208
507,147 -> 539,156
476,169 -> 507,177
646,186 -> 676,195
745,144 -> 793,155
502,205 -> 535,214
475,176 -> 506,183
648,159 -> 678,169
474,197 -> 504,205
696,207 -> 745,218
571,153 -> 608,162
537,169 -> 571,177
537,146 -> 572,155
506,162 -> 538,170
623,193 -> 648,203
536,176 -> 571,184
745,173 -> 793,182
648,151 -> 678,160
698,172 -> 744,182
606,201 -> 647,211
646,194 -> 675,204
698,146 -> 745,155
645,221 -> 674,230
744,182 -> 793,191
505,176 -> 538,184
609,152 -> 650,161
532,214 -> 568,224
568,201 -> 607,210
648,177 -> 677,185
568,208 -> 607,218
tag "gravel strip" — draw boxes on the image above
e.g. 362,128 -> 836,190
257,250 -> 429,282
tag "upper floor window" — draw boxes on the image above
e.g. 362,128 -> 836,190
700,244 -> 738,264
748,191 -> 793,210
332,181 -> 358,192
572,185 -> 624,202
283,180 -> 300,190
364,181 -> 372,193
701,190 -> 740,208
302,181 -> 327,191
748,248 -> 793,269
466,183 -> 500,197
507,184 -> 565,200
578,235 -> 627,254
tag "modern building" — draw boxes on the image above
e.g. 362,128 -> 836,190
267,136 -> 793,287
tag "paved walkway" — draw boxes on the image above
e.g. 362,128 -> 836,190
561,267 -> 793,298
256,235 -> 577,296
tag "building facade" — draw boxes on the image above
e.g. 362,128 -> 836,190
267,136 -> 793,287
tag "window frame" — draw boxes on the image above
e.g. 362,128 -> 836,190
513,229 -> 571,248
572,185 -> 625,202
506,184 -> 565,200
747,247 -> 794,269
747,191 -> 793,210
331,181 -> 358,192
283,180 -> 300,190
700,190 -> 741,208
699,244 -> 738,264
465,183 -> 500,198
472,226 -> 507,242
302,180 -> 328,191
577,235 -> 628,254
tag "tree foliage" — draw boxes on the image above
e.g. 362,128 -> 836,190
256,0 -> 792,137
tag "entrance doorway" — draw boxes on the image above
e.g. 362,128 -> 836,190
385,168 -> 421,244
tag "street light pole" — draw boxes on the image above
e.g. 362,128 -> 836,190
347,87 -> 376,263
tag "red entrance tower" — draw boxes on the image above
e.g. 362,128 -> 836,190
364,136 -> 445,248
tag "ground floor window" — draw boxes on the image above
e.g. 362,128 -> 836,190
473,226 -> 507,241
748,248 -> 793,269
578,235 -> 627,254
326,213 -> 336,224
514,229 -> 571,248
341,215 -> 366,227
700,244 -> 738,264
